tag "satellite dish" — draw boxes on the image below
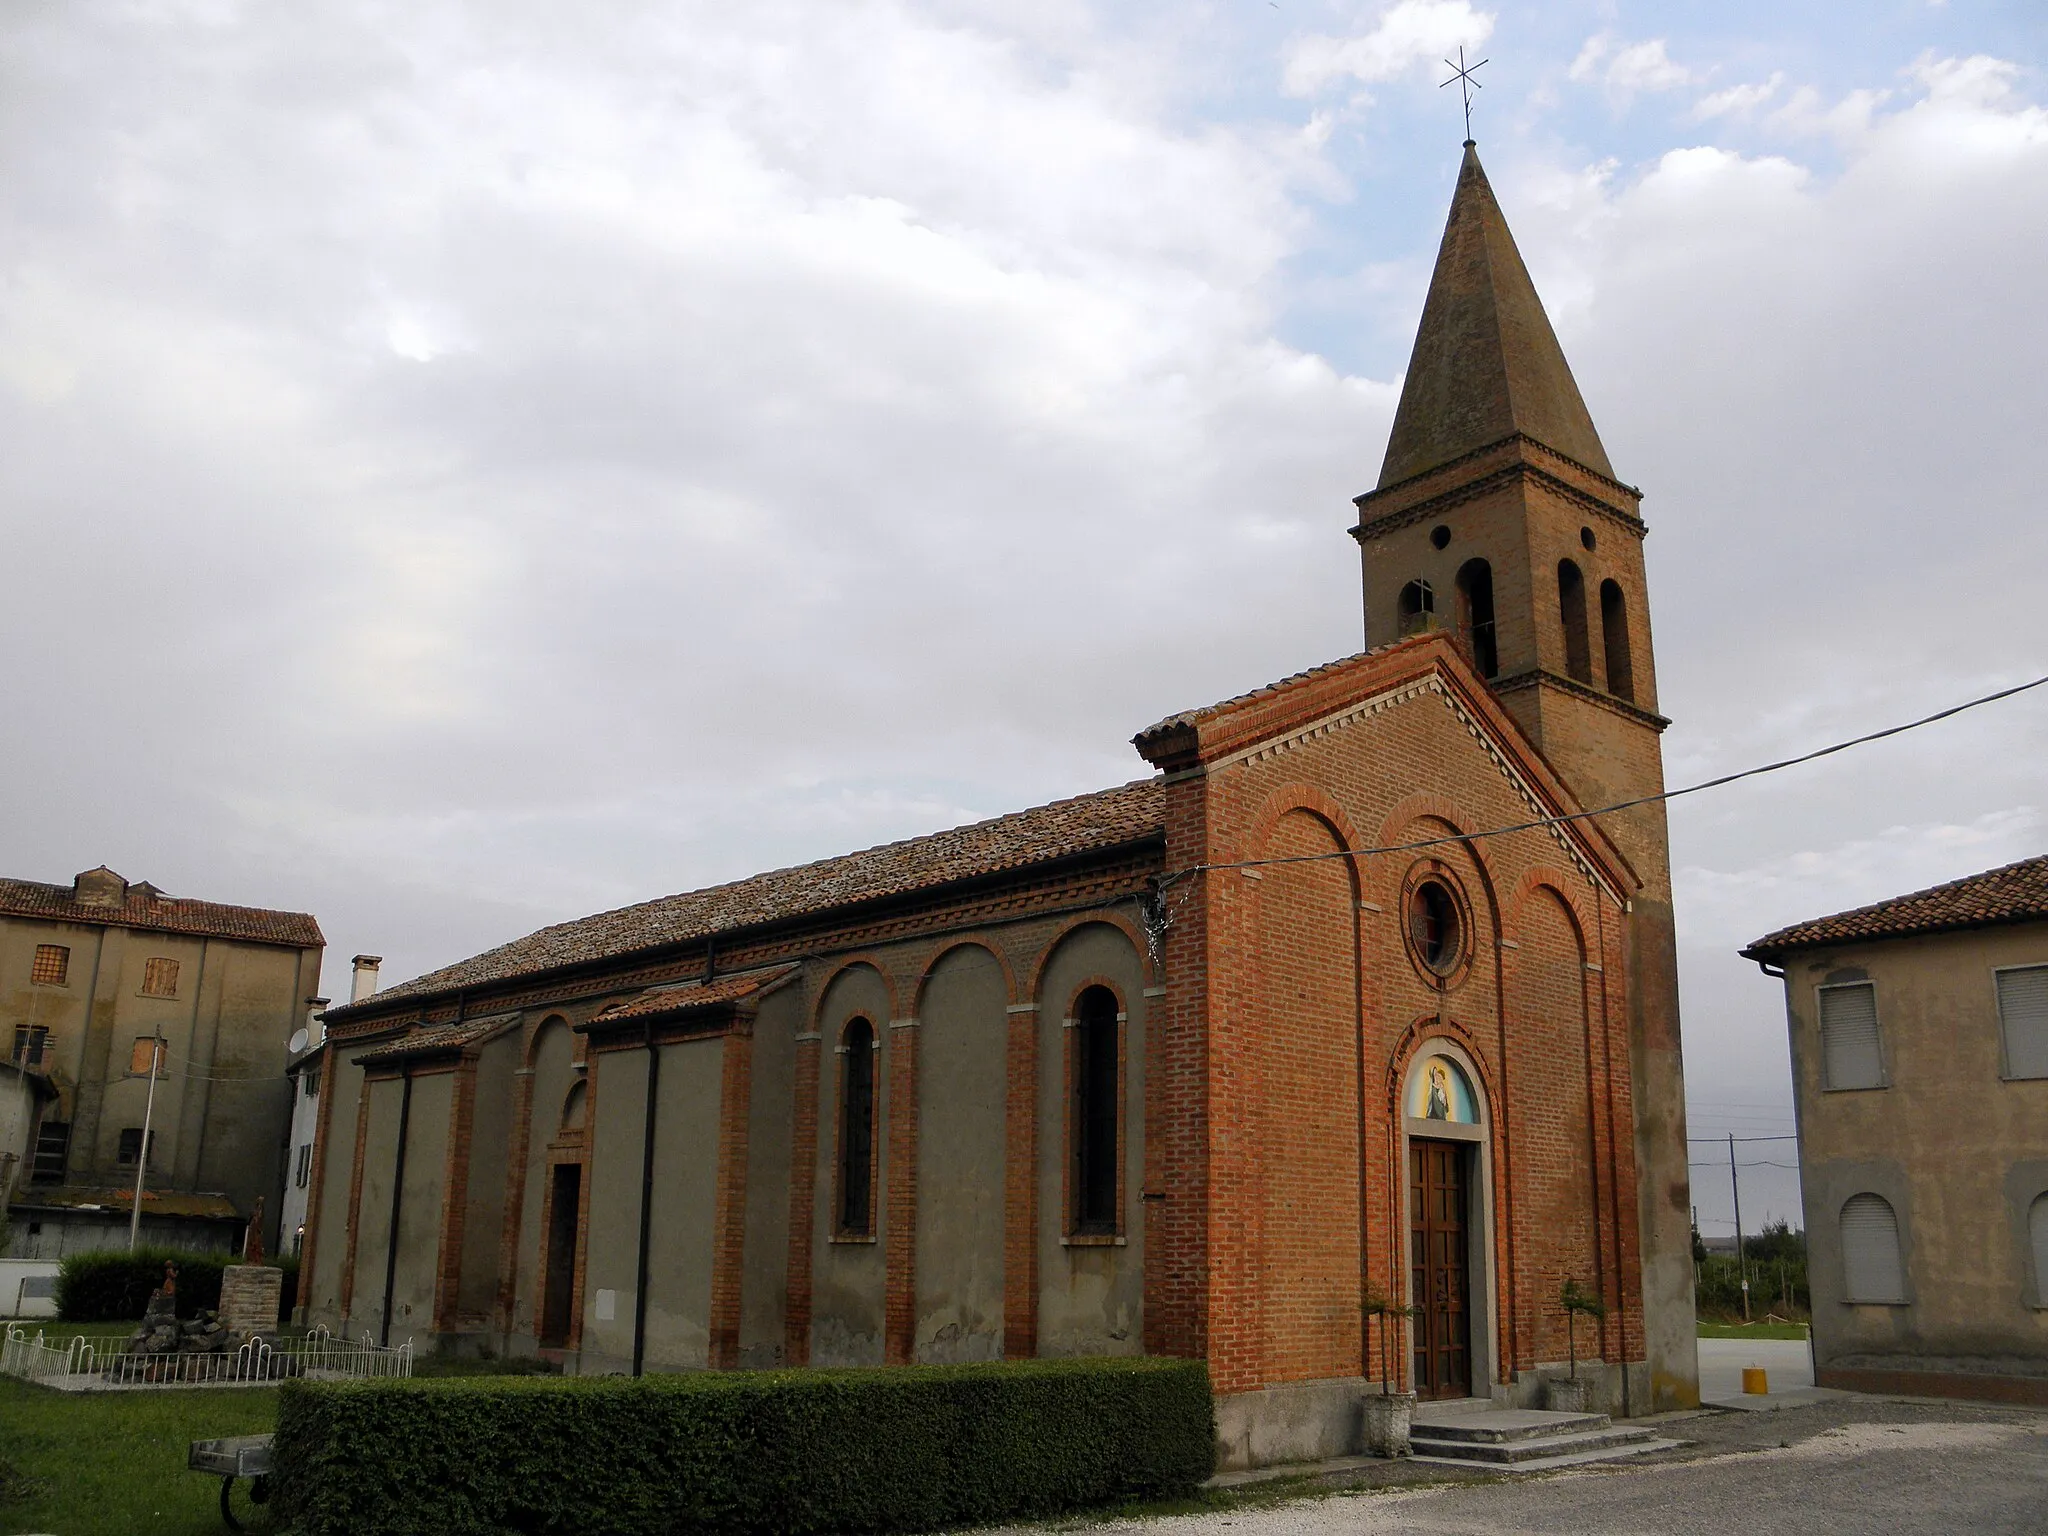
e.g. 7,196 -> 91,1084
288,1028 -> 310,1055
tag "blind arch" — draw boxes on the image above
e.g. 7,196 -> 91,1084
1840,1193 -> 1905,1303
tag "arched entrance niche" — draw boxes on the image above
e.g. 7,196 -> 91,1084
1399,1038 -> 1498,1401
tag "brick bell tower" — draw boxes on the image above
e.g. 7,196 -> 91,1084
1351,142 -> 1700,1409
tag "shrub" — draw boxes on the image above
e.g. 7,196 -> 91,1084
54,1247 -> 294,1323
274,1355 -> 1215,1536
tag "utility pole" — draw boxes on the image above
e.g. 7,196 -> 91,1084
1729,1133 -> 1750,1323
127,1031 -> 164,1251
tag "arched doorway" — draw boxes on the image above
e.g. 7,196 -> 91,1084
1401,1045 -> 1495,1400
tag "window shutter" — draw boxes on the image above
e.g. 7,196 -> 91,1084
2031,1194 -> 2048,1307
1997,966 -> 2048,1080
1840,1193 -> 1905,1303
1819,983 -> 1884,1089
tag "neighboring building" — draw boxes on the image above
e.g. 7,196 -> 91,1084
280,959 -> 379,1255
1744,854 -> 2048,1405
301,143 -> 1700,1464
0,865 -> 325,1258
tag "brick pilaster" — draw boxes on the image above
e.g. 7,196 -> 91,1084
1002,1002 -> 1038,1358
296,1039 -> 340,1319
337,1067 -> 379,1323
432,1055 -> 479,1333
883,1017 -> 919,1364
784,1025 -> 821,1366
708,1026 -> 754,1369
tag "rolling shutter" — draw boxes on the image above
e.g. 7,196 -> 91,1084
2031,1194 -> 2048,1307
1996,966 -> 2048,1080
1840,1193 -> 1905,1303
1819,982 -> 1884,1089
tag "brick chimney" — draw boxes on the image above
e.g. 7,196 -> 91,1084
350,955 -> 383,1004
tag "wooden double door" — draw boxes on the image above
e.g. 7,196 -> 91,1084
1409,1138 -> 1472,1399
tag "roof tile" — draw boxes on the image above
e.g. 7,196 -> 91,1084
0,876 -> 323,950
1743,853 -> 2048,958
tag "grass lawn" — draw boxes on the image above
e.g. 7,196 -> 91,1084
0,1375 -> 279,1535
1698,1320 -> 1810,1340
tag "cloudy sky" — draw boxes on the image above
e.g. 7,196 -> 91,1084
5,0 -> 2044,1238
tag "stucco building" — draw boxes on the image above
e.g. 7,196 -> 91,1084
301,144 -> 1699,1463
0,865 -> 325,1257
1745,855 -> 2048,1405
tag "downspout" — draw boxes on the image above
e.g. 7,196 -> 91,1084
379,1066 -> 413,1348
632,1019 -> 661,1377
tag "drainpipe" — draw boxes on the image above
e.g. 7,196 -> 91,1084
631,1021 -> 660,1376
379,1066 -> 413,1348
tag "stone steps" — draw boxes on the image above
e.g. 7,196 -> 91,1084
1407,1403 -> 1681,1473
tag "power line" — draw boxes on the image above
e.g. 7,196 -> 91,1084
1160,671 -> 2048,884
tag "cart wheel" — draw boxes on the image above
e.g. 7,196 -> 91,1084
220,1474 -> 274,1531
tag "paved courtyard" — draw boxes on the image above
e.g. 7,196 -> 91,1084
996,1395 -> 2048,1536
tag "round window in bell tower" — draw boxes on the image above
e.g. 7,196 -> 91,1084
1580,525 -> 1596,551
1430,524 -> 1452,550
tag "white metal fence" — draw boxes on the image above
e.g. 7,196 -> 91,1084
1,1323 -> 413,1390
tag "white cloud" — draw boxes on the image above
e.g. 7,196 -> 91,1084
1283,1 -> 1494,97
1569,33 -> 1692,102
1692,72 -> 1785,121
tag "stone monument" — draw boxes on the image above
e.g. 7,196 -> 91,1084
216,1197 -> 282,1339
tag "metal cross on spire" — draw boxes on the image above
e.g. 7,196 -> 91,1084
1440,45 -> 1488,143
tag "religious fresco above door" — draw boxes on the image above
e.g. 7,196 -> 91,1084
1408,1054 -> 1479,1124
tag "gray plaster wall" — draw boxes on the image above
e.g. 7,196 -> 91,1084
346,1075 -> 400,1335
509,1018 -> 577,1336
810,964 -> 892,1366
579,1045 -> 647,1371
457,1033 -> 518,1322
913,945 -> 1007,1363
1034,923 -> 1145,1356
641,1036 -> 724,1370
302,1046 -> 363,1329
739,987 -> 799,1367
384,1070 -> 452,1347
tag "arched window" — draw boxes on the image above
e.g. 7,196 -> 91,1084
1557,560 -> 1591,683
1397,579 -> 1435,637
1599,579 -> 1634,702
837,1018 -> 876,1236
1840,1193 -> 1905,1303
1455,559 -> 1498,678
2031,1193 -> 2048,1306
1072,987 -> 1120,1235
560,1080 -> 587,1131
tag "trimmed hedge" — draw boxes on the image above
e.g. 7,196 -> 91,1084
274,1356 -> 1214,1536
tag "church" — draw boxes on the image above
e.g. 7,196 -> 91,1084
299,143 -> 1700,1467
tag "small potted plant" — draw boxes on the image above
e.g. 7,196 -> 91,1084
1361,1280 -> 1418,1456
1545,1278 -> 1607,1412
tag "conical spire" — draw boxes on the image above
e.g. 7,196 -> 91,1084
1378,143 -> 1614,488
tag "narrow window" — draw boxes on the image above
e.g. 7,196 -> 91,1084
116,1127 -> 156,1168
1599,579 -> 1634,702
1840,1193 -> 1905,1303
837,1018 -> 876,1236
303,1066 -> 321,1100
31,945 -> 69,986
141,957 -> 180,998
12,1026 -> 49,1069
128,1037 -> 164,1077
1818,982 -> 1884,1089
295,1142 -> 313,1189
31,1121 -> 69,1183
1557,560 -> 1592,683
1397,579 -> 1435,637
1072,987 -> 1121,1234
2031,1193 -> 2048,1306
1455,559 -> 1498,678
1997,965 -> 2048,1079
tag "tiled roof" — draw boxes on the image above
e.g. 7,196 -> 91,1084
584,965 -> 800,1028
351,1012 -> 522,1065
341,780 -> 1164,1014
1133,638 -> 1439,749
1743,854 -> 2048,959
0,875 -> 323,950
16,1186 -> 243,1220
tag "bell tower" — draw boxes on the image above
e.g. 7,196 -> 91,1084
1352,142 -> 1699,1410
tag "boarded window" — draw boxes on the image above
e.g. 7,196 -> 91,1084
2031,1193 -> 2048,1307
116,1127 -> 156,1168
1840,1192 -> 1905,1303
1072,987 -> 1121,1235
128,1037 -> 165,1077
141,957 -> 179,997
31,945 -> 68,986
1997,965 -> 2048,1080
837,1018 -> 876,1237
12,1026 -> 49,1069
1818,982 -> 1884,1090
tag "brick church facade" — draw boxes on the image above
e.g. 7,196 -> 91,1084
300,144 -> 1699,1464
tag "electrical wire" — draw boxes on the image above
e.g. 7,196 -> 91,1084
1158,670 -> 2048,885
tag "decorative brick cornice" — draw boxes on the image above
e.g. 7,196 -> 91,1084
1488,667 -> 1671,731
1349,435 -> 1645,545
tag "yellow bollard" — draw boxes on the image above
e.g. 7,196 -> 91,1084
1742,1366 -> 1768,1395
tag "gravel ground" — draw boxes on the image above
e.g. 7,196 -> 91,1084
994,1398 -> 2048,1536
